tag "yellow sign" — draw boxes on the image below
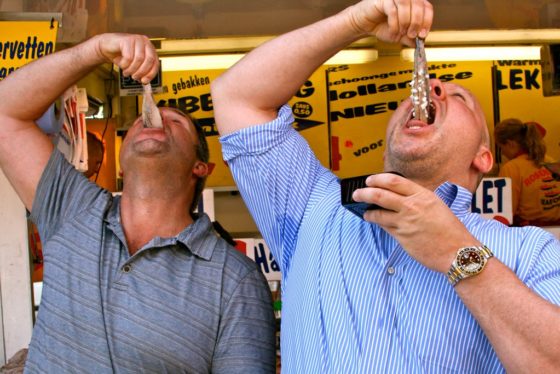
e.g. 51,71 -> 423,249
0,21 -> 58,81
146,69 -> 329,187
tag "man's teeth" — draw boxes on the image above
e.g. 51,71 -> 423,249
408,124 -> 423,129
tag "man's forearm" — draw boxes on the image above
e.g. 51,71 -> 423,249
0,36 -> 103,122
220,10 -> 362,108
456,259 -> 560,372
211,6 -> 367,134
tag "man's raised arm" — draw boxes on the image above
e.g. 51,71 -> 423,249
211,0 -> 433,135
0,33 -> 159,210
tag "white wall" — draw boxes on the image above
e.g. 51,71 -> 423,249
0,170 -> 33,365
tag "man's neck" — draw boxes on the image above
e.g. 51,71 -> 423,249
119,173 -> 195,255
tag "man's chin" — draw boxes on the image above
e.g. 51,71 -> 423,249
132,139 -> 169,155
134,150 -> 168,159
389,139 -> 434,159
386,150 -> 428,169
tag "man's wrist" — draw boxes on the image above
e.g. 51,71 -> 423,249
447,245 -> 494,287
342,4 -> 380,39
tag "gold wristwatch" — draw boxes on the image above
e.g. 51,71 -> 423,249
447,245 -> 493,287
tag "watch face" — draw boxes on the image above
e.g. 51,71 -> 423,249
457,248 -> 484,274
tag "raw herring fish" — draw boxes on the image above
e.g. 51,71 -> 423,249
142,84 -> 163,128
410,37 -> 430,123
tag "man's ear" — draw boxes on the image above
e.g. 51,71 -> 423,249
193,161 -> 209,178
473,147 -> 494,174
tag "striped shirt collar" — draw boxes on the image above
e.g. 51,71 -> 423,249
105,194 -> 217,260
435,181 -> 473,217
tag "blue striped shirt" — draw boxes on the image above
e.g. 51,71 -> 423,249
26,149 -> 276,373
220,105 -> 560,373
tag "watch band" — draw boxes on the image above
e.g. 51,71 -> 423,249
447,245 -> 493,287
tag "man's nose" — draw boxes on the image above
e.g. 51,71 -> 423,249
429,79 -> 445,99
158,109 -> 169,126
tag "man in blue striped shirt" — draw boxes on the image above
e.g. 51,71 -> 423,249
211,0 -> 560,372
0,34 -> 276,372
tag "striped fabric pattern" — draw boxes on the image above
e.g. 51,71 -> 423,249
26,150 -> 276,373
221,105 -> 560,374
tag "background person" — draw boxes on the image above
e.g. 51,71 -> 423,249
494,118 -> 560,226
0,33 -> 276,373
211,0 -> 560,372
83,130 -> 105,180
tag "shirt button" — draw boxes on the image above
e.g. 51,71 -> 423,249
122,264 -> 132,273
387,266 -> 396,275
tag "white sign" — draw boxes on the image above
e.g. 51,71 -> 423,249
471,177 -> 513,225
235,238 -> 281,281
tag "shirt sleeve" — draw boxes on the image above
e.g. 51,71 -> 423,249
523,229 -> 560,305
30,149 -> 106,243
220,105 -> 333,275
212,268 -> 276,374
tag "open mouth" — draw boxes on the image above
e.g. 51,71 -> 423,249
408,102 -> 436,125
